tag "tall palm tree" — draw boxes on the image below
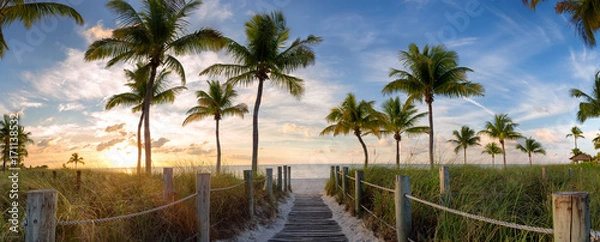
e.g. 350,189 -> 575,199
516,137 -> 546,165
320,93 -> 385,168
382,43 -> 484,169
85,0 -> 225,174
481,142 -> 502,167
105,64 -> 186,174
566,126 -> 585,149
0,115 -> 33,171
182,80 -> 248,174
479,114 -> 523,169
524,0 -> 600,47
380,97 -> 428,168
0,0 -> 84,57
447,126 -> 481,165
67,152 -> 84,169
200,11 -> 322,174
571,71 -> 600,122
593,133 -> 600,150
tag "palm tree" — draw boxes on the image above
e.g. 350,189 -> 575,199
447,126 -> 480,165
85,0 -> 225,174
67,153 -> 84,169
320,93 -> 385,168
593,133 -> 600,150
0,115 -> 33,171
0,0 -> 84,57
380,97 -> 428,168
479,114 -> 523,169
566,126 -> 585,149
382,43 -> 484,169
481,142 -> 502,167
516,137 -> 546,165
182,80 -> 248,174
524,0 -> 600,47
105,64 -> 186,174
200,11 -> 322,174
571,71 -> 600,122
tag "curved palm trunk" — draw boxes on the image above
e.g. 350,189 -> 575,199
574,137 -> 578,149
216,118 -> 221,174
143,63 -> 158,175
356,132 -> 369,169
463,147 -> 467,165
528,152 -> 532,165
251,79 -> 265,175
427,100 -> 434,169
500,140 -> 506,169
137,111 -> 144,175
395,136 -> 401,169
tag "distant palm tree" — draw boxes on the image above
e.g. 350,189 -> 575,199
382,43 -> 484,169
182,80 -> 248,174
201,11 -> 322,174
566,126 -> 585,149
479,114 -> 523,169
67,153 -> 85,169
105,64 -> 186,174
571,71 -> 600,122
320,93 -> 385,168
0,0 -> 84,57
447,126 -> 480,165
0,115 -> 33,171
523,0 -> 600,47
481,142 -> 502,167
516,137 -> 546,165
381,97 -> 428,168
593,133 -> 600,150
85,0 -> 225,174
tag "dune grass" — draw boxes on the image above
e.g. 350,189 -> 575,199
326,163 -> 600,241
0,167 -> 282,241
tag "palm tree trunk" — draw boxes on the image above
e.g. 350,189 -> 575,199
395,137 -> 400,169
501,140 -> 506,169
251,79 -> 265,175
528,152 -> 532,165
575,137 -> 578,149
216,118 -> 221,174
143,62 -> 158,175
427,100 -> 434,169
137,111 -> 144,175
356,133 -> 369,169
492,154 -> 495,167
463,147 -> 467,165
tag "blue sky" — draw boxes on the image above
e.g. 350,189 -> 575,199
2,0 -> 599,168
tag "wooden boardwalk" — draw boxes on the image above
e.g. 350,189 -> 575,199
269,194 -> 348,242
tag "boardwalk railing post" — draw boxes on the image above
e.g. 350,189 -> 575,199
283,165 -> 288,193
552,192 -> 590,242
196,173 -> 210,242
542,167 -> 547,180
395,175 -> 411,242
342,167 -> 349,202
277,166 -> 283,193
266,168 -> 273,202
244,170 -> 254,219
288,166 -> 292,192
355,170 -> 364,218
26,190 -> 58,242
334,166 -> 340,193
163,167 -> 174,202
439,166 -> 450,206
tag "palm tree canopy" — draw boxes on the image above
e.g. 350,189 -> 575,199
182,80 -> 248,125
320,93 -> 385,138
380,97 -> 428,137
0,0 -> 84,57
381,43 -> 484,102
566,126 -> 585,139
571,71 -> 600,122
200,11 -> 322,98
447,125 -> 481,153
479,114 -> 523,142
516,137 -> 547,155
482,142 -> 502,156
0,114 -> 34,164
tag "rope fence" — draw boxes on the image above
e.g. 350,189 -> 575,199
361,180 -> 395,193
360,204 -> 396,231
210,181 -> 245,192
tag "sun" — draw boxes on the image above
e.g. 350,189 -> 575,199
103,143 -> 138,168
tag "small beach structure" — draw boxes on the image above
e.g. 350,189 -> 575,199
569,153 -> 593,164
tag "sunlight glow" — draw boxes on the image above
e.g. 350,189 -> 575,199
102,143 -> 137,168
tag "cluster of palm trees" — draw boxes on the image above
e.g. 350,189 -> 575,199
0,114 -> 33,171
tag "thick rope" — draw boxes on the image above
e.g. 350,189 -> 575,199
361,180 -> 395,193
360,204 -> 396,231
210,181 -> 245,192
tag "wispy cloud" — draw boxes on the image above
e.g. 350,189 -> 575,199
58,102 -> 85,112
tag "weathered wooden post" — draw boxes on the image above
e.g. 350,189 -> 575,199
52,170 -> 56,179
163,167 -> 174,202
395,175 -> 411,242
334,166 -> 340,193
355,170 -> 364,218
542,167 -> 547,180
288,166 -> 292,192
283,165 -> 288,193
342,167 -> 349,202
552,192 -> 590,242
26,190 -> 58,242
244,170 -> 254,219
439,166 -> 450,206
196,173 -> 210,242
76,170 -> 81,190
266,168 -> 273,202
330,166 -> 335,182
277,166 -> 283,193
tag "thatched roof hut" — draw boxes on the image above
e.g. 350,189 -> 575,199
569,153 -> 593,164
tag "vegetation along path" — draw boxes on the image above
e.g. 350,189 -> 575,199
269,194 -> 348,242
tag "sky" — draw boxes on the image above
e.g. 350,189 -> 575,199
2,0 -> 600,169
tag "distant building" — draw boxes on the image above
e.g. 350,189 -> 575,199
569,153 -> 593,164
